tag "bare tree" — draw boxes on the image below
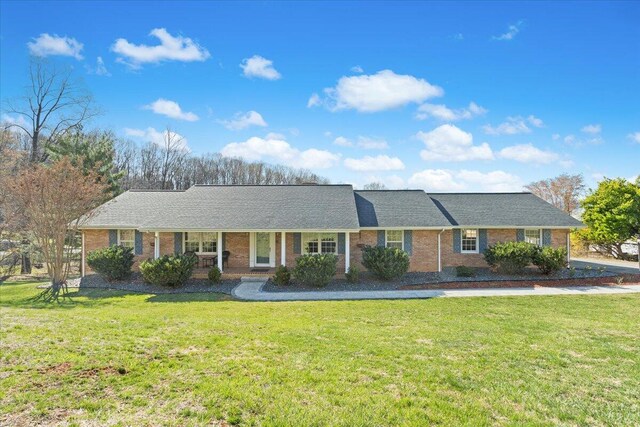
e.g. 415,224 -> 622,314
525,174 -> 585,215
7,157 -> 108,301
363,182 -> 387,190
158,127 -> 188,189
3,58 -> 98,163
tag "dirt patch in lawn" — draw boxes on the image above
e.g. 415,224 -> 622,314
38,362 -> 127,377
400,274 -> 640,290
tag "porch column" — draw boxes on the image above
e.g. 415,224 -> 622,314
154,232 -> 160,259
81,231 -> 85,277
217,231 -> 223,272
345,232 -> 350,272
281,232 -> 286,266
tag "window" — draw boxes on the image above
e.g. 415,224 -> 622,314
385,230 -> 403,249
118,229 -> 135,249
524,229 -> 542,246
184,232 -> 217,254
461,229 -> 478,253
302,233 -> 338,254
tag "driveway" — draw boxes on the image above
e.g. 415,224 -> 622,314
571,257 -> 639,275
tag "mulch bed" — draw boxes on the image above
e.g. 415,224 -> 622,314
400,274 -> 640,290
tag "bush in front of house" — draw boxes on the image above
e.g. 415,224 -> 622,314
455,265 -> 476,277
273,265 -> 291,286
208,266 -> 222,283
361,246 -> 410,280
483,241 -> 538,274
292,253 -> 337,287
345,265 -> 360,283
139,253 -> 198,286
532,246 -> 567,275
86,245 -> 134,281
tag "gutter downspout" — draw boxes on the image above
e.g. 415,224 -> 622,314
438,229 -> 446,272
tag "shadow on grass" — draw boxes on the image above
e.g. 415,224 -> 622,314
145,292 -> 232,303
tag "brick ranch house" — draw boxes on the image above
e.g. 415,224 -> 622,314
79,184 -> 583,278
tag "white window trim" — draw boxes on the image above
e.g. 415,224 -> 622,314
182,232 -> 218,255
302,232 -> 338,255
117,229 -> 135,248
524,228 -> 543,247
460,228 -> 479,254
385,230 -> 404,249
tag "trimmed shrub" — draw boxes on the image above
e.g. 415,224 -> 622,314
483,241 -> 537,275
345,265 -> 360,283
86,245 -> 134,281
362,246 -> 410,280
455,266 -> 475,277
208,266 -> 222,283
139,253 -> 198,286
532,246 -> 567,275
292,253 -> 337,287
273,265 -> 291,286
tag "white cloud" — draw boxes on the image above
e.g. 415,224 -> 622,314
493,21 -> 523,41
86,56 -> 111,76
307,93 -> 321,108
240,55 -> 281,80
344,155 -> 405,172
1,114 -> 29,131
552,133 -> 561,140
143,98 -> 199,121
362,174 -> 406,189
409,169 -> 524,192
221,134 -> 339,169
527,115 -> 544,128
452,33 -> 464,41
581,124 -> 602,134
27,33 -> 84,59
408,169 -> 466,191
351,65 -> 364,73
483,115 -> 542,135
315,70 -> 444,112
417,124 -> 494,162
124,127 -> 189,151
416,102 -> 487,121
456,170 -> 524,192
333,136 -> 353,147
219,111 -> 267,130
628,132 -> 640,144
498,144 -> 559,164
112,28 -> 210,68
357,136 -> 389,150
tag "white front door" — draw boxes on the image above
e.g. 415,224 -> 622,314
254,232 -> 273,267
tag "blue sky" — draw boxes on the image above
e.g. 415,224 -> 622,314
1,1 -> 638,191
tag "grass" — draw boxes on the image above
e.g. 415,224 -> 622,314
1,281 -> 639,426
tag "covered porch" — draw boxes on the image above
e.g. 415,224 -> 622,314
146,230 -> 354,276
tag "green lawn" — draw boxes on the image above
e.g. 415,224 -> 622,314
1,282 -> 639,426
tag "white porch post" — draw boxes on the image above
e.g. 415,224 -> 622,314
217,231 -> 223,272
566,231 -> 571,266
345,232 -> 350,272
81,231 -> 85,277
281,232 -> 286,266
154,232 -> 160,259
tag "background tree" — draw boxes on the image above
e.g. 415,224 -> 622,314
7,157 -> 108,300
48,128 -> 124,196
363,182 -> 387,190
578,177 -> 640,259
3,58 -> 98,163
525,173 -> 585,215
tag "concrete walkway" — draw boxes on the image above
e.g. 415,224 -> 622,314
571,257 -> 639,275
232,279 -> 640,302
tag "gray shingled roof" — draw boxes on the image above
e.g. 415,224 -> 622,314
82,185 -> 360,230
354,190 -> 451,228
428,193 -> 583,227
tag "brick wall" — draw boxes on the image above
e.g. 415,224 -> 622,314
349,230 -> 439,272
83,230 -> 174,274
225,232 -> 250,268
441,228 -> 569,268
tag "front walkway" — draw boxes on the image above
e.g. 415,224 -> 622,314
571,257 -> 639,275
232,279 -> 640,302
